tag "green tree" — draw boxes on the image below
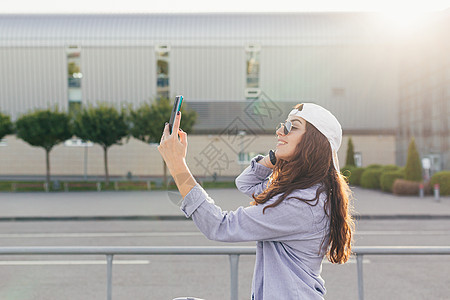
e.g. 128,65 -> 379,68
128,97 -> 197,185
0,112 -> 14,140
404,137 -> 422,182
74,103 -> 129,185
345,137 -> 356,167
15,108 -> 72,186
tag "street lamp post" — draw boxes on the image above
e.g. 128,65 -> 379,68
64,138 -> 93,181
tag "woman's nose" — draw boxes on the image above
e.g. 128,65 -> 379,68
276,124 -> 285,136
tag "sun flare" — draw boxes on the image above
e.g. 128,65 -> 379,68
380,9 -> 433,37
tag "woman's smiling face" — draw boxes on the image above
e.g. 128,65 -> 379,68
275,116 -> 307,161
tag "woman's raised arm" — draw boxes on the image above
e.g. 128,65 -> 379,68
235,155 -> 273,198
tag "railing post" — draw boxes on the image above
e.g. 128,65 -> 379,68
229,254 -> 240,300
106,254 -> 114,300
356,254 -> 364,300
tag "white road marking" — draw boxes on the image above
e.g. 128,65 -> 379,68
0,260 -> 150,266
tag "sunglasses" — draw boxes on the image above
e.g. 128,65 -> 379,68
276,120 -> 293,135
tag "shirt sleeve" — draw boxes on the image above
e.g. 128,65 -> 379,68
234,155 -> 273,198
180,183 -> 314,243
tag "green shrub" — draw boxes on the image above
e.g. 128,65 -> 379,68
341,165 -> 355,181
366,164 -> 383,169
0,112 -> 14,140
382,165 -> 400,172
397,167 -> 406,176
430,171 -> 450,195
380,171 -> 405,193
202,181 -> 237,189
345,138 -> 356,167
360,169 -> 383,189
404,138 -> 422,182
341,165 -> 355,173
348,167 -> 365,186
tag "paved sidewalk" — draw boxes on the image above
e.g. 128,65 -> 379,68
0,186 -> 449,219
349,187 -> 450,218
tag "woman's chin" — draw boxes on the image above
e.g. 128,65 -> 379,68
275,152 -> 286,161
275,151 -> 293,162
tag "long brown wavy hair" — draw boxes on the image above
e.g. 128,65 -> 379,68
252,104 -> 355,264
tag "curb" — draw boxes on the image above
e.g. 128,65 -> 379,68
1,215 -> 450,222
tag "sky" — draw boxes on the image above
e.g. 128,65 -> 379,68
1,0 -> 449,14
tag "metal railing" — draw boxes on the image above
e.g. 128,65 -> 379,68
0,246 -> 449,300
353,246 -> 450,300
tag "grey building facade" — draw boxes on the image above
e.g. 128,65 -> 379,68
1,13 -> 399,131
1,12 -> 443,177
397,10 -> 450,172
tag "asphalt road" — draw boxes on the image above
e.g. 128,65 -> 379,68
0,219 -> 449,300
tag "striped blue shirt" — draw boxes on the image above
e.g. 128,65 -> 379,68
181,155 -> 330,299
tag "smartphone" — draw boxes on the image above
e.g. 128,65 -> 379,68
168,95 -> 183,134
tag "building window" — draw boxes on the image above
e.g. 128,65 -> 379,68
156,45 -> 170,99
66,46 -> 82,115
238,151 -> 263,165
354,152 -> 362,167
246,44 -> 261,99
238,152 -> 249,164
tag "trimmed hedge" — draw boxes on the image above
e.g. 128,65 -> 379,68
430,171 -> 450,195
360,169 -> 383,189
347,167 -> 365,186
380,171 -> 405,193
366,164 -> 383,169
345,138 -> 356,167
392,179 -> 421,195
342,164 -> 404,190
341,165 -> 355,182
382,165 -> 400,172
404,138 -> 423,182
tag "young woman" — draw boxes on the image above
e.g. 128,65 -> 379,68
158,103 -> 355,300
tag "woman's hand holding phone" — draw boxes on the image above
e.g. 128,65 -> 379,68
158,110 -> 188,172
258,155 -> 275,169
158,95 -> 187,171
158,98 -> 197,199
